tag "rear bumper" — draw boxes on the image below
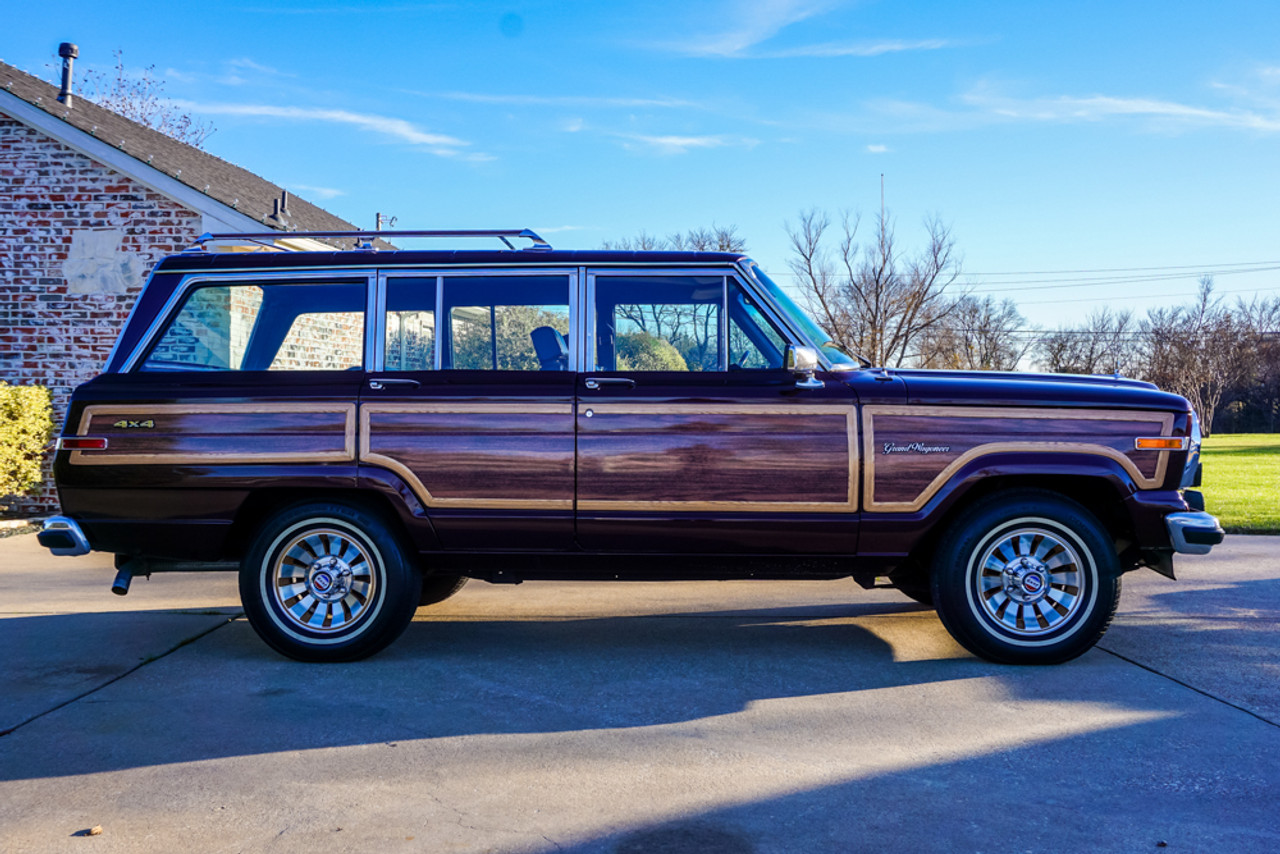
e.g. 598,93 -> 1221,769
37,516 -> 92,556
1165,511 -> 1225,555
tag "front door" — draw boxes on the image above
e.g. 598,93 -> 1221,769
575,270 -> 859,554
359,270 -> 577,550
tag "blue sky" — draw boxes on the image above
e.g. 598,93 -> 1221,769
4,0 -> 1279,327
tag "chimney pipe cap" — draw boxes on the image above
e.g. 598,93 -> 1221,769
58,43 -> 79,59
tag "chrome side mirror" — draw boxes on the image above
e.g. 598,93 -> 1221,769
785,345 -> 824,389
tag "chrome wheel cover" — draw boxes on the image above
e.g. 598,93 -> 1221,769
972,525 -> 1085,637
270,527 -> 377,634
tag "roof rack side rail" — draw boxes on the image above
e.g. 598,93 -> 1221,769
186,228 -> 553,252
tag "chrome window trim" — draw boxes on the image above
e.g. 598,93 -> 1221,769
585,268 -> 794,373
423,267 -> 580,373
121,268 -> 379,373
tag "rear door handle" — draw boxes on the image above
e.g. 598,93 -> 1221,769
584,377 -> 637,390
368,378 -> 421,390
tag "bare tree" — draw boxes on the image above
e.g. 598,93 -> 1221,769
1142,278 -> 1250,435
919,296 -> 1032,371
786,208 -> 963,367
76,50 -> 214,148
1036,307 -> 1141,376
603,225 -> 745,253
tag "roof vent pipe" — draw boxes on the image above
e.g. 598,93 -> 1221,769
57,42 -> 78,107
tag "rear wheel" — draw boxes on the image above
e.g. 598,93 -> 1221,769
240,502 -> 420,662
932,490 -> 1121,665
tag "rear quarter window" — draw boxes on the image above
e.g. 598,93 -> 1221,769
141,280 -> 366,372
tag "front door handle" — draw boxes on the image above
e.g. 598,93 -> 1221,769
368,378 -> 421,391
584,377 -> 637,390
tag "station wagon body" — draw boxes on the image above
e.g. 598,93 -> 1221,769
40,230 -> 1225,664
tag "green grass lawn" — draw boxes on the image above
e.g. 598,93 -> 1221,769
1200,433 -> 1280,534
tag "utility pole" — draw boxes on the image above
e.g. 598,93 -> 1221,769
375,212 -> 397,231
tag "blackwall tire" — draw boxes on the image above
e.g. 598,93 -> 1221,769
419,573 -> 468,607
240,502 -> 420,662
931,491 -> 1121,665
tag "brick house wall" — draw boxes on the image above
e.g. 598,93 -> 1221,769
0,116 -> 201,514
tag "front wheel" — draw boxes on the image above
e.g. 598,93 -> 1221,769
240,502 -> 420,662
931,491 -> 1121,665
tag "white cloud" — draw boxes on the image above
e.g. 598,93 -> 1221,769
613,132 -> 759,154
865,144 -> 889,153
428,91 -> 701,109
961,88 -> 1280,132
287,183 -> 345,200
171,101 -> 473,149
227,57 -> 292,77
654,0 -> 840,57
758,38 -> 951,59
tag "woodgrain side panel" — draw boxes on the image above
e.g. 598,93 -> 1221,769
71,403 -> 356,465
578,403 -> 858,513
862,405 -> 1176,512
360,402 -> 575,509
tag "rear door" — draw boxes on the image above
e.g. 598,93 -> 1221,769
360,269 -> 577,550
575,269 -> 859,554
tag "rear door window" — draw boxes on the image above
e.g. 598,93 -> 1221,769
440,275 -> 571,371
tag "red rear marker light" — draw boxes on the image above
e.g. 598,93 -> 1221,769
1134,437 -> 1188,451
58,437 -> 108,451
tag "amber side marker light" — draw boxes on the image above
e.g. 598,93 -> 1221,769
1134,437 -> 1188,451
57,437 -> 108,451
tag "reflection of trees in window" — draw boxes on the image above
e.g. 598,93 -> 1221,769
451,304 -> 569,370
616,332 -> 687,371
614,303 -> 719,371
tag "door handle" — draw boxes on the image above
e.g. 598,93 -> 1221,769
584,377 -> 637,390
368,378 -> 421,391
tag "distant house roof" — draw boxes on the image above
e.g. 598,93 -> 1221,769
0,57 -> 359,240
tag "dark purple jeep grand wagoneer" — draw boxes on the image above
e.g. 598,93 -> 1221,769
40,229 -> 1224,664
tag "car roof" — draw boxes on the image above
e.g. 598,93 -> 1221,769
155,249 -> 752,273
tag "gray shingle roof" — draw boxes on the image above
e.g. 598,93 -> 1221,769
0,58 -> 360,235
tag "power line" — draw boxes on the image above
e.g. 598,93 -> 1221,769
965,260 -> 1280,276
965,266 -> 1280,293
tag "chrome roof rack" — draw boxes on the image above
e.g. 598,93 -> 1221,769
185,228 -> 553,253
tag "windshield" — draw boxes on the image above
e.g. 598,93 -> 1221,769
742,262 -> 862,368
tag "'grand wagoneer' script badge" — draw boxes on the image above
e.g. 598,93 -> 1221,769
882,441 -> 951,455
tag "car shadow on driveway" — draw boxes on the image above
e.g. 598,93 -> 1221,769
0,596 -> 1260,783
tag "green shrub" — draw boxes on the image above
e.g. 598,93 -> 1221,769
0,383 -> 55,510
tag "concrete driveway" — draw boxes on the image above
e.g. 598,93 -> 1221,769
1,532 -> 1277,853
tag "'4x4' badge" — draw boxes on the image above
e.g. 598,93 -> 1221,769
112,419 -> 155,429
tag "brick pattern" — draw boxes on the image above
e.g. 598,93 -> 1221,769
1,117 -> 201,513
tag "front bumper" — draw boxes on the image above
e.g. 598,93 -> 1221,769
38,516 -> 91,556
1165,511 -> 1225,555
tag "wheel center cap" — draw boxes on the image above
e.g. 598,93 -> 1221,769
1003,558 -> 1049,604
307,558 -> 351,602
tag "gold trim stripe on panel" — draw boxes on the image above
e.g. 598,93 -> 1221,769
576,402 -> 859,514
861,405 -> 1177,512
71,403 -> 357,466
359,402 -> 575,510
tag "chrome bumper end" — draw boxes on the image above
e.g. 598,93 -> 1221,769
1165,511 -> 1225,556
38,516 -> 91,557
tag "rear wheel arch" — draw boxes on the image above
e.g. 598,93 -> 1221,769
225,485 -> 436,563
